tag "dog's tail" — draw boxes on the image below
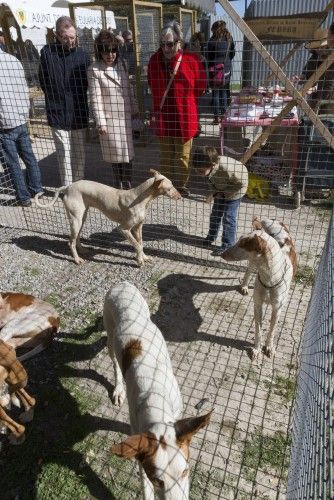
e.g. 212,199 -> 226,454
34,186 -> 67,208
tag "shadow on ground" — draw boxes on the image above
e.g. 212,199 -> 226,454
0,316 -> 129,500
152,273 -> 253,352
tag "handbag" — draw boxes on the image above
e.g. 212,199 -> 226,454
209,40 -> 231,88
209,63 -> 226,88
150,53 -> 183,134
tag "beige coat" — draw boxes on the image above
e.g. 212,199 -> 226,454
87,59 -> 137,163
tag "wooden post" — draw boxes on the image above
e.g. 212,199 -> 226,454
218,0 -> 334,152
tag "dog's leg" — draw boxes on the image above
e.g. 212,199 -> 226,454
16,388 -> 36,423
76,208 -> 90,256
107,339 -> 126,406
263,307 -> 280,358
240,263 -> 254,295
139,464 -> 155,500
120,228 -> 146,267
67,210 -> 86,264
251,299 -> 263,361
132,223 -> 152,263
0,405 -> 25,437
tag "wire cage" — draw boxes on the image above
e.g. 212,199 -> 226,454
0,1 -> 333,498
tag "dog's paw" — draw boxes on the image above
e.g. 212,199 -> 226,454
112,386 -> 126,407
19,407 -> 34,423
249,347 -> 261,361
239,285 -> 249,296
262,345 -> 276,358
74,256 -> 85,265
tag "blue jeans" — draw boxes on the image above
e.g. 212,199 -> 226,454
212,83 -> 231,118
207,197 -> 241,250
0,123 -> 43,202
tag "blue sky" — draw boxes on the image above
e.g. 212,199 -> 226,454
216,0 -> 246,18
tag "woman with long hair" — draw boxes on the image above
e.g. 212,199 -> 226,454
87,30 -> 137,189
207,20 -> 235,125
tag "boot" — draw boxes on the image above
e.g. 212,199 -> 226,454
113,163 -> 123,189
121,162 -> 132,190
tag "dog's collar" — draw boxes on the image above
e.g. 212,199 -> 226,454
257,263 -> 288,289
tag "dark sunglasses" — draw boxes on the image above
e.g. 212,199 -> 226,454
97,44 -> 118,54
161,41 -> 177,48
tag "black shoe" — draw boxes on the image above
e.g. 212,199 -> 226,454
201,238 -> 214,248
19,199 -> 32,207
121,181 -> 132,190
211,247 -> 224,256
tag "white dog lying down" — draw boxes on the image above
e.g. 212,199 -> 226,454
104,282 -> 211,499
222,218 -> 298,360
35,171 -> 181,267
0,292 -> 60,361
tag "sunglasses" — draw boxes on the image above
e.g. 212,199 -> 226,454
161,41 -> 178,48
98,44 -> 118,54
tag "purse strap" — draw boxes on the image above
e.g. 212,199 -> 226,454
159,53 -> 183,111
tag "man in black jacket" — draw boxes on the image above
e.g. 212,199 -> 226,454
39,16 -> 90,186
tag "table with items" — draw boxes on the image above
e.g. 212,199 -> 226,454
220,87 -> 300,201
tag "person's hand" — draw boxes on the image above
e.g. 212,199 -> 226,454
99,126 -> 107,135
292,75 -> 300,83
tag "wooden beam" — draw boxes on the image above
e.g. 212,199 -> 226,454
263,42 -> 303,85
218,0 -> 334,152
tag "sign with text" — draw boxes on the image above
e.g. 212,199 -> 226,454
246,15 -> 324,41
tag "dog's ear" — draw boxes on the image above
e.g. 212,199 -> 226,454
110,433 -> 158,460
252,217 -> 263,230
280,221 -> 290,233
175,410 -> 212,445
149,169 -> 160,177
253,234 -> 268,255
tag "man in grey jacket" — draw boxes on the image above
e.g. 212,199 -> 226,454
0,47 -> 43,207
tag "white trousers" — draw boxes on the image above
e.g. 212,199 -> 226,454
52,128 -> 86,186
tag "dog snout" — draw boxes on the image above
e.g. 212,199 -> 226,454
171,189 -> 182,200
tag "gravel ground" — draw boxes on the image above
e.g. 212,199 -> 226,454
0,189 -> 331,499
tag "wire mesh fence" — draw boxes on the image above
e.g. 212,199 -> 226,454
287,211 -> 334,500
0,11 -> 333,499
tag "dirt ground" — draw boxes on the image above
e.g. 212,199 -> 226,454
0,114 -> 332,498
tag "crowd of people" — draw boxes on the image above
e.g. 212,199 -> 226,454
1,16 -> 333,249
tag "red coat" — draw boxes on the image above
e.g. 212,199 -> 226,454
148,49 -> 206,142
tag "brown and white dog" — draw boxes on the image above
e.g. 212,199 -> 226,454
35,171 -> 181,267
104,281 -> 211,499
0,293 -> 60,361
0,340 -> 36,441
222,218 -> 298,360
239,217 -> 297,296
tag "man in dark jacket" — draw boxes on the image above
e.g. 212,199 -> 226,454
39,16 -> 90,186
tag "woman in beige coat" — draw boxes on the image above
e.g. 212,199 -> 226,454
88,30 -> 137,189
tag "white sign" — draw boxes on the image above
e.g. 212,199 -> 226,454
4,1 -> 115,29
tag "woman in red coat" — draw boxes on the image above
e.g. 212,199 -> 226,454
148,21 -> 206,196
